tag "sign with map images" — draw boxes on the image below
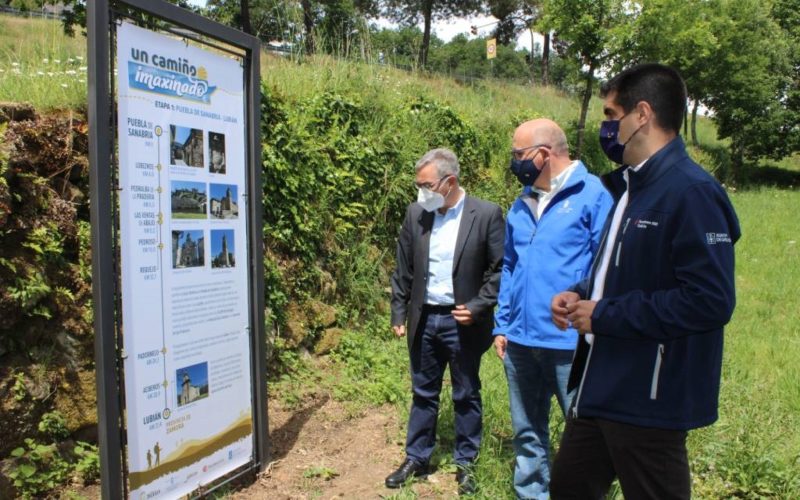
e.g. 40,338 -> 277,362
116,21 -> 253,499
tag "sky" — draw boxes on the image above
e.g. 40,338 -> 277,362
185,1 -> 540,51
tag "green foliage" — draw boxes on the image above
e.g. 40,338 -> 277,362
6,436 -> 99,498
0,112 -> 92,359
37,411 -> 69,441
328,322 -> 408,406
72,441 -> 100,484
8,438 -> 72,499
11,371 -> 27,401
302,465 -> 339,480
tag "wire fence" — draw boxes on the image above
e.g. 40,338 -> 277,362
0,5 -> 68,21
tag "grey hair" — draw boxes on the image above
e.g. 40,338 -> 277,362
414,148 -> 460,179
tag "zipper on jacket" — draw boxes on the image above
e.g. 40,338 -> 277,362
614,217 -> 631,267
650,343 -> 665,400
571,340 -> 596,419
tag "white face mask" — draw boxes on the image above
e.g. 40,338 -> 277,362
417,187 -> 445,212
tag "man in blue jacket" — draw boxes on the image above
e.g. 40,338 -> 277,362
494,118 -> 612,499
550,64 -> 741,499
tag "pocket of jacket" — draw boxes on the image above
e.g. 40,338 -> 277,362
649,343 -> 665,400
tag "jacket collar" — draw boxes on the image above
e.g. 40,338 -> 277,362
601,136 -> 689,199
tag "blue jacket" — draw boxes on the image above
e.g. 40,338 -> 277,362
494,161 -> 612,349
569,137 -> 741,430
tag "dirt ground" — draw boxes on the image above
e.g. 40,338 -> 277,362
234,394 -> 462,499
64,394 -> 462,499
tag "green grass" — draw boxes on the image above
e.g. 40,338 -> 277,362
0,16 -> 86,109
327,190 -> 800,499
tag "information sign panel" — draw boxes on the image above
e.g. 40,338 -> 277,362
116,21 -> 253,498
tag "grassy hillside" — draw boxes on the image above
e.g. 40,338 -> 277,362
1,14 -> 799,499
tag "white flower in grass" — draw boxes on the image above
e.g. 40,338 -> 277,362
76,56 -> 83,61
68,58 -> 75,63
43,58 -> 49,63
79,66 -> 87,71
37,71 -> 45,76
61,83 -> 68,88
11,62 -> 19,67
66,70 -> 77,75
12,68 -> 21,74
47,72 -> 54,76
54,59 -> 61,63
79,79 -> 85,83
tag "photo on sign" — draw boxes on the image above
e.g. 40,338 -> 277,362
170,125 -> 204,168
209,131 -> 226,174
209,183 -> 238,219
210,229 -> 235,269
176,361 -> 209,407
171,180 -> 207,219
172,230 -> 205,268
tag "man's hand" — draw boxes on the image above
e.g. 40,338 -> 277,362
452,304 -> 474,326
552,291 -> 580,330
566,300 -> 597,335
392,324 -> 406,338
494,335 -> 507,360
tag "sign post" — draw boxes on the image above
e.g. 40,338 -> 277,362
88,1 -> 267,498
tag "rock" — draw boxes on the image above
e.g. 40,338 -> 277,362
0,102 -> 36,124
307,299 -> 337,328
55,368 -> 97,435
314,328 -> 346,355
283,300 -> 338,349
283,302 -> 308,348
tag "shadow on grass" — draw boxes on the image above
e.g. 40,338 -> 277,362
695,143 -> 800,190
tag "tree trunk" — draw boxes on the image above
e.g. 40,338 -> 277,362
301,0 -> 315,54
576,59 -> 596,159
419,0 -> 432,69
529,27 -> 536,86
683,105 -> 688,138
542,32 -> 550,86
691,100 -> 699,146
240,0 -> 252,35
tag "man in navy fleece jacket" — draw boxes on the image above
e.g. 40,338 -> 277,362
549,64 -> 741,499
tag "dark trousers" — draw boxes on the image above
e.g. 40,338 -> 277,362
405,308 -> 484,466
550,417 -> 690,500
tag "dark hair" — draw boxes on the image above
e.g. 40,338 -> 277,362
600,63 -> 687,134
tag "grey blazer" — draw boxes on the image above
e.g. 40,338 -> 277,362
390,195 -> 505,352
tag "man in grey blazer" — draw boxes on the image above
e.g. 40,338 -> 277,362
387,148 -> 505,495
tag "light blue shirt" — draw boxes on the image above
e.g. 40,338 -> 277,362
426,189 -> 466,305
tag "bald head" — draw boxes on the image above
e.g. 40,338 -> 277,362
512,119 -> 569,156
511,119 -> 572,190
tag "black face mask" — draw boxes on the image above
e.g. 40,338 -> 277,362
509,152 -> 543,186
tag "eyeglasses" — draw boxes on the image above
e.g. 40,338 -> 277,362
511,143 -> 551,160
415,174 -> 452,190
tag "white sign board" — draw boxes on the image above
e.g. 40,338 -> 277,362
116,21 -> 253,499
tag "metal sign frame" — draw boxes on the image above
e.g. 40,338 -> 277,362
88,1 -> 267,497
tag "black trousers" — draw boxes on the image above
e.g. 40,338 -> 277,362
550,417 -> 690,500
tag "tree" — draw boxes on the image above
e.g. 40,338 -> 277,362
205,0 -> 303,40
703,0 -> 792,178
540,0 -> 629,158
382,0 -> 483,68
487,0 -> 552,84
58,0 -> 197,37
771,0 -> 800,156
426,33 -> 530,81
620,0 -> 719,146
